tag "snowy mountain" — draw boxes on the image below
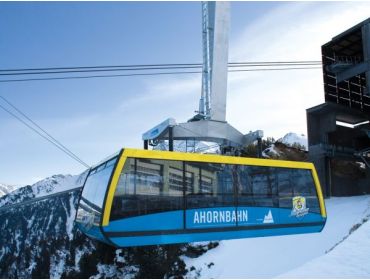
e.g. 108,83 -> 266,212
0,172 -> 215,278
0,183 -> 19,197
0,187 -> 81,278
262,142 -> 308,161
0,172 -> 87,208
277,132 -> 308,150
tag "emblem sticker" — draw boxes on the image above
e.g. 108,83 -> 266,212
263,210 -> 274,224
291,196 -> 309,217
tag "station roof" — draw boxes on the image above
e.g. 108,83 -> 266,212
322,18 -> 370,57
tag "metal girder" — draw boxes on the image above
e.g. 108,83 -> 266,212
362,22 -> 370,96
142,2 -> 263,153
199,1 -> 230,122
142,118 -> 177,141
354,147 -> 370,168
143,118 -> 263,148
336,61 -> 369,83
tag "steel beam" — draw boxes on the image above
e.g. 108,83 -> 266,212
362,22 -> 370,96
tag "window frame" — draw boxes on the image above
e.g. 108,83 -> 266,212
102,149 -> 326,226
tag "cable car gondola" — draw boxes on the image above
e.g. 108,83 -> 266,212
75,148 -> 326,247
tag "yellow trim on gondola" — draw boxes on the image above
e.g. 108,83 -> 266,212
311,166 -> 327,217
123,148 -> 314,169
102,148 -> 327,226
102,150 -> 128,226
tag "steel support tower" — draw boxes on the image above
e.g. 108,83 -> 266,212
143,1 -> 263,154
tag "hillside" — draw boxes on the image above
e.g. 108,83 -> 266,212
278,214 -> 370,278
183,195 -> 370,278
0,172 -> 88,208
277,132 -> 308,150
0,177 -> 215,278
0,183 -> 19,198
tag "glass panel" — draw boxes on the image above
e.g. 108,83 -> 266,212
185,170 -> 194,193
76,156 -> 117,227
185,162 -> 237,229
249,166 -> 277,207
292,169 -> 316,196
292,169 -> 320,214
185,162 -> 235,209
236,165 -> 254,206
276,168 -> 294,209
276,168 -> 320,213
84,164 -> 116,208
111,158 -> 184,221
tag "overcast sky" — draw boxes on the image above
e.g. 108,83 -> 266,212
1,1 -> 370,186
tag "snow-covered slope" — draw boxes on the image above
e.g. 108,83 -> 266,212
0,171 -> 212,278
31,173 -> 86,197
278,132 -> 308,149
184,195 -> 370,278
0,183 -> 19,197
0,171 -> 87,208
0,188 -> 82,278
262,144 -> 280,158
278,217 -> 370,278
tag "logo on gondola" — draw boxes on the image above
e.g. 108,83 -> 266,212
291,196 -> 309,217
263,210 -> 274,224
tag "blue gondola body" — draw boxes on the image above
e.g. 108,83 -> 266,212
75,148 -> 327,247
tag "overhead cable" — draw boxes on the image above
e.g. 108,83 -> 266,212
0,67 -> 321,83
0,60 -> 322,73
0,97 -> 90,168
0,62 -> 321,76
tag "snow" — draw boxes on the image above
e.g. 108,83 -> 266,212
278,132 -> 308,149
95,263 -> 118,278
46,213 -> 54,231
27,215 -> 35,229
0,248 -> 4,262
279,217 -> 370,278
60,195 -> 76,240
184,195 -> 370,278
262,144 -> 280,158
32,174 -> 81,198
93,262 -> 139,279
0,183 -> 20,197
54,216 -> 63,232
74,248 -> 85,272
115,249 -> 125,263
14,230 -> 21,256
26,261 -> 37,276
50,249 -> 67,279
72,245 -> 92,273
65,195 -> 76,240
0,172 -> 86,208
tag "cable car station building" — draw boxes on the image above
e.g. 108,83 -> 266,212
307,18 -> 370,197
